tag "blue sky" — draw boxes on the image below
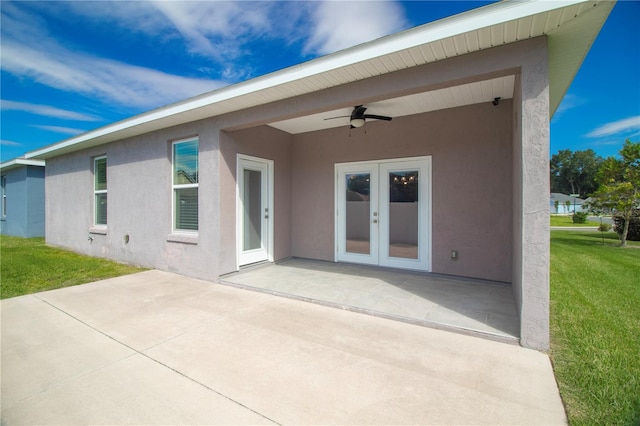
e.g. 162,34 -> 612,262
1,1 -> 638,163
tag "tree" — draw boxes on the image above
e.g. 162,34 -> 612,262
550,149 -> 603,198
587,140 -> 640,247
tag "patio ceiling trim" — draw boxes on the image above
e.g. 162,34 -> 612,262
25,0 -> 614,160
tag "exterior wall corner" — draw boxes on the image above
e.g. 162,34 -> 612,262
516,36 -> 550,350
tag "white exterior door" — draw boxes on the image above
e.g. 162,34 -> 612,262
336,163 -> 380,266
336,157 -> 431,271
237,155 -> 273,267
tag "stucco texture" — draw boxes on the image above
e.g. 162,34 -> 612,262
45,119 -> 222,282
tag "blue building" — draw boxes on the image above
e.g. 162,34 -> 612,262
0,158 -> 46,237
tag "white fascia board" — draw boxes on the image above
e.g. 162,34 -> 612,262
25,0 -> 590,160
0,158 -> 46,171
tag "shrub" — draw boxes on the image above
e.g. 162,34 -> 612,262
598,223 -> 611,232
613,209 -> 640,241
572,212 -> 588,224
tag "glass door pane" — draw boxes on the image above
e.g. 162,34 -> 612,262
238,156 -> 272,267
336,163 -> 378,266
345,173 -> 371,254
388,170 -> 419,259
243,169 -> 262,251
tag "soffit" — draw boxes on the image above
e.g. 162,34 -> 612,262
25,0 -> 614,159
269,75 -> 516,134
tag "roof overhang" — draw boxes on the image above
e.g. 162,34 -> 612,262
0,158 -> 46,172
25,0 -> 614,160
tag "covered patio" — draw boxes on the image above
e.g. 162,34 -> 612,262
221,258 -> 519,344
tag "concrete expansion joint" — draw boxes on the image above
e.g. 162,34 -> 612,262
31,294 -> 281,426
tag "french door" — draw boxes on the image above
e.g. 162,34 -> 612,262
237,155 -> 273,267
335,157 -> 431,271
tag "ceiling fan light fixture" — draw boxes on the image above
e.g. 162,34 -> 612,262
350,118 -> 365,128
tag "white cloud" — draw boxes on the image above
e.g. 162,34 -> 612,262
37,1 -> 406,64
32,125 -> 86,135
1,140 -> 23,147
60,1 -> 309,63
0,1 -> 410,112
0,41 -> 222,110
151,1 -> 270,58
586,116 -> 640,138
1,100 -> 100,121
0,2 -> 224,110
304,1 -> 408,55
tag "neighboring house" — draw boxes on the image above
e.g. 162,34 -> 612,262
24,0 -> 615,350
550,193 -> 585,214
0,158 -> 46,238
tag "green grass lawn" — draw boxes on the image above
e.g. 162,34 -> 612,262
550,231 -> 640,425
0,236 -> 146,299
550,214 -> 601,227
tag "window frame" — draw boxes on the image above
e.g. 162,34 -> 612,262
1,175 -> 6,219
93,156 -> 107,227
172,138 -> 199,233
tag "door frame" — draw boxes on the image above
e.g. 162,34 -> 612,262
236,154 -> 274,268
334,156 -> 432,272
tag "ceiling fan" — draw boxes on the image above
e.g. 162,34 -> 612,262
324,105 -> 393,128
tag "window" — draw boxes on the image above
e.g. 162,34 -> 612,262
1,175 -> 6,218
172,138 -> 198,231
94,156 -> 107,226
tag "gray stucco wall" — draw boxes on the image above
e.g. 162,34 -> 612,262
45,119 -> 222,282
1,165 -> 45,238
515,38 -> 550,350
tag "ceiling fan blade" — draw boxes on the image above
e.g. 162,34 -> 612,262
364,114 -> 392,121
351,105 -> 367,119
322,105 -> 392,128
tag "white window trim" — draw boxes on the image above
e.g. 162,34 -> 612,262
171,137 -> 199,235
93,156 -> 107,228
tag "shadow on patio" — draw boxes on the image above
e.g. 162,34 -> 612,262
220,258 -> 520,344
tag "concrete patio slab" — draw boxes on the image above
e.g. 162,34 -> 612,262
1,270 -> 566,425
221,259 -> 521,341
35,270 -> 275,351
0,295 -> 135,409
2,353 -> 274,425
